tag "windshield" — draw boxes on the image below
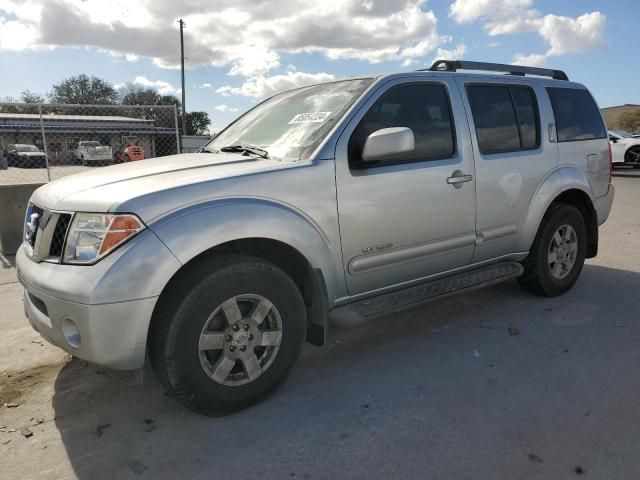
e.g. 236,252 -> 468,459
81,141 -> 101,147
205,78 -> 374,160
15,145 -> 40,152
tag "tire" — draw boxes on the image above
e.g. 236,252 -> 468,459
518,203 -> 587,296
625,146 -> 640,167
149,254 -> 307,416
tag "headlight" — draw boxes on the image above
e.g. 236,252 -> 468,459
63,213 -> 145,264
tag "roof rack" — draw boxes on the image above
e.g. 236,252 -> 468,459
423,60 -> 569,81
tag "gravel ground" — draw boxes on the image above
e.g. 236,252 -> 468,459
1,175 -> 639,480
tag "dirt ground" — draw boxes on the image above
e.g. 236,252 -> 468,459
1,171 -> 640,480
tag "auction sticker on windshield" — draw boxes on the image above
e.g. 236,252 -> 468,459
288,112 -> 332,124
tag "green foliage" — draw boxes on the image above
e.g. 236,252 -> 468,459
121,85 -> 162,106
617,110 -> 640,134
49,74 -> 119,104
185,111 -> 211,135
21,90 -> 45,103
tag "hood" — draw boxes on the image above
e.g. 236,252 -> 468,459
31,152 -> 294,216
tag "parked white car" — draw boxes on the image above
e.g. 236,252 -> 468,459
73,141 -> 113,165
609,130 -> 640,167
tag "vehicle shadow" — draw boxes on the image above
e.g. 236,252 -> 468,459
52,263 -> 640,480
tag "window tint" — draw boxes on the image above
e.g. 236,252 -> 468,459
467,85 -> 540,154
547,87 -> 606,142
349,83 -> 455,167
511,87 -> 539,149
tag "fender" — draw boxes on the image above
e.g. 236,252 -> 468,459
517,165 -> 594,252
149,197 -> 340,305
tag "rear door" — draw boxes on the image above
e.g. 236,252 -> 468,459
335,76 -> 477,296
456,78 -> 558,262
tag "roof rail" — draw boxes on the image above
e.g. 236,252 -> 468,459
423,60 -> 569,81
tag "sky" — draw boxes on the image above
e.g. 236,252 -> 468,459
0,0 -> 638,131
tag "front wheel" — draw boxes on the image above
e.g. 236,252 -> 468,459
149,255 -> 307,416
625,146 -> 640,168
518,204 -> 587,296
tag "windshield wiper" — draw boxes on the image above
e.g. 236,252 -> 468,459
219,144 -> 269,159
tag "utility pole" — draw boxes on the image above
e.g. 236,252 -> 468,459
178,19 -> 187,136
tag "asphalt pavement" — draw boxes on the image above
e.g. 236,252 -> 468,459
1,174 -> 639,480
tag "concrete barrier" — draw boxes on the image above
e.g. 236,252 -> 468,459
0,183 -> 44,255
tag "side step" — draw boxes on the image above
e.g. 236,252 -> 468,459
351,262 -> 523,317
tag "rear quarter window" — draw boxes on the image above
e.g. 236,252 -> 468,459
547,87 -> 606,142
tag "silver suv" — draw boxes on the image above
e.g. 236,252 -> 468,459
17,60 -> 615,415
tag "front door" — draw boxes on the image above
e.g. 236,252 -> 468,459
335,76 -> 477,296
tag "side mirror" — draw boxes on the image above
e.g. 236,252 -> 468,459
361,127 -> 415,163
610,138 -> 618,143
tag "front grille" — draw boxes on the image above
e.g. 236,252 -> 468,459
49,214 -> 71,258
26,204 -> 43,248
24,203 -> 72,263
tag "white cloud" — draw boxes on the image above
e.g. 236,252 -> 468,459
132,75 -> 178,95
200,83 -> 214,89
432,43 -> 467,63
449,0 -> 607,66
213,104 -> 238,112
0,0 -> 451,72
217,71 -> 336,98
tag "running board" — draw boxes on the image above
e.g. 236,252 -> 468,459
351,262 -> 523,318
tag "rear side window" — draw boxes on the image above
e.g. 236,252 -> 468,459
547,87 -> 606,142
466,85 -> 540,154
349,83 -> 455,167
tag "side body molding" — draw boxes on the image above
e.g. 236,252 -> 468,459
517,166 -> 594,252
149,198 -> 340,305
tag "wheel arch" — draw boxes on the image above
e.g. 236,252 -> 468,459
147,198 -> 339,348
149,237 -> 330,348
521,168 -> 598,258
624,144 -> 640,164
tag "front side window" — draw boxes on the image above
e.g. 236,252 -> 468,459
547,87 -> 606,142
467,85 -> 540,154
206,78 -> 374,161
349,83 -> 456,167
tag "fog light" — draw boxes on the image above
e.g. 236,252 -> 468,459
62,317 -> 81,348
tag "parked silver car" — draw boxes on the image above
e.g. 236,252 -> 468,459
17,60 -> 614,415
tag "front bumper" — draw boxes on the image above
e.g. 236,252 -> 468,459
594,184 -> 615,226
16,228 -> 182,370
22,284 -> 156,370
82,154 -> 112,162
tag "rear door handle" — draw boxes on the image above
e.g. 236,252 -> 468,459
447,170 -> 473,187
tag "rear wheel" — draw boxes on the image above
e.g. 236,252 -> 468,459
149,255 -> 307,416
518,204 -> 587,296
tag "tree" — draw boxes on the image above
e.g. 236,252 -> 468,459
120,85 -> 162,106
618,109 -> 640,134
185,111 -> 210,135
21,90 -> 45,103
49,74 -> 118,104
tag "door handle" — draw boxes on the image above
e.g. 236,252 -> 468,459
447,170 -> 473,187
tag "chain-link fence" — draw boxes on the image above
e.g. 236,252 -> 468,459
0,103 -> 182,185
